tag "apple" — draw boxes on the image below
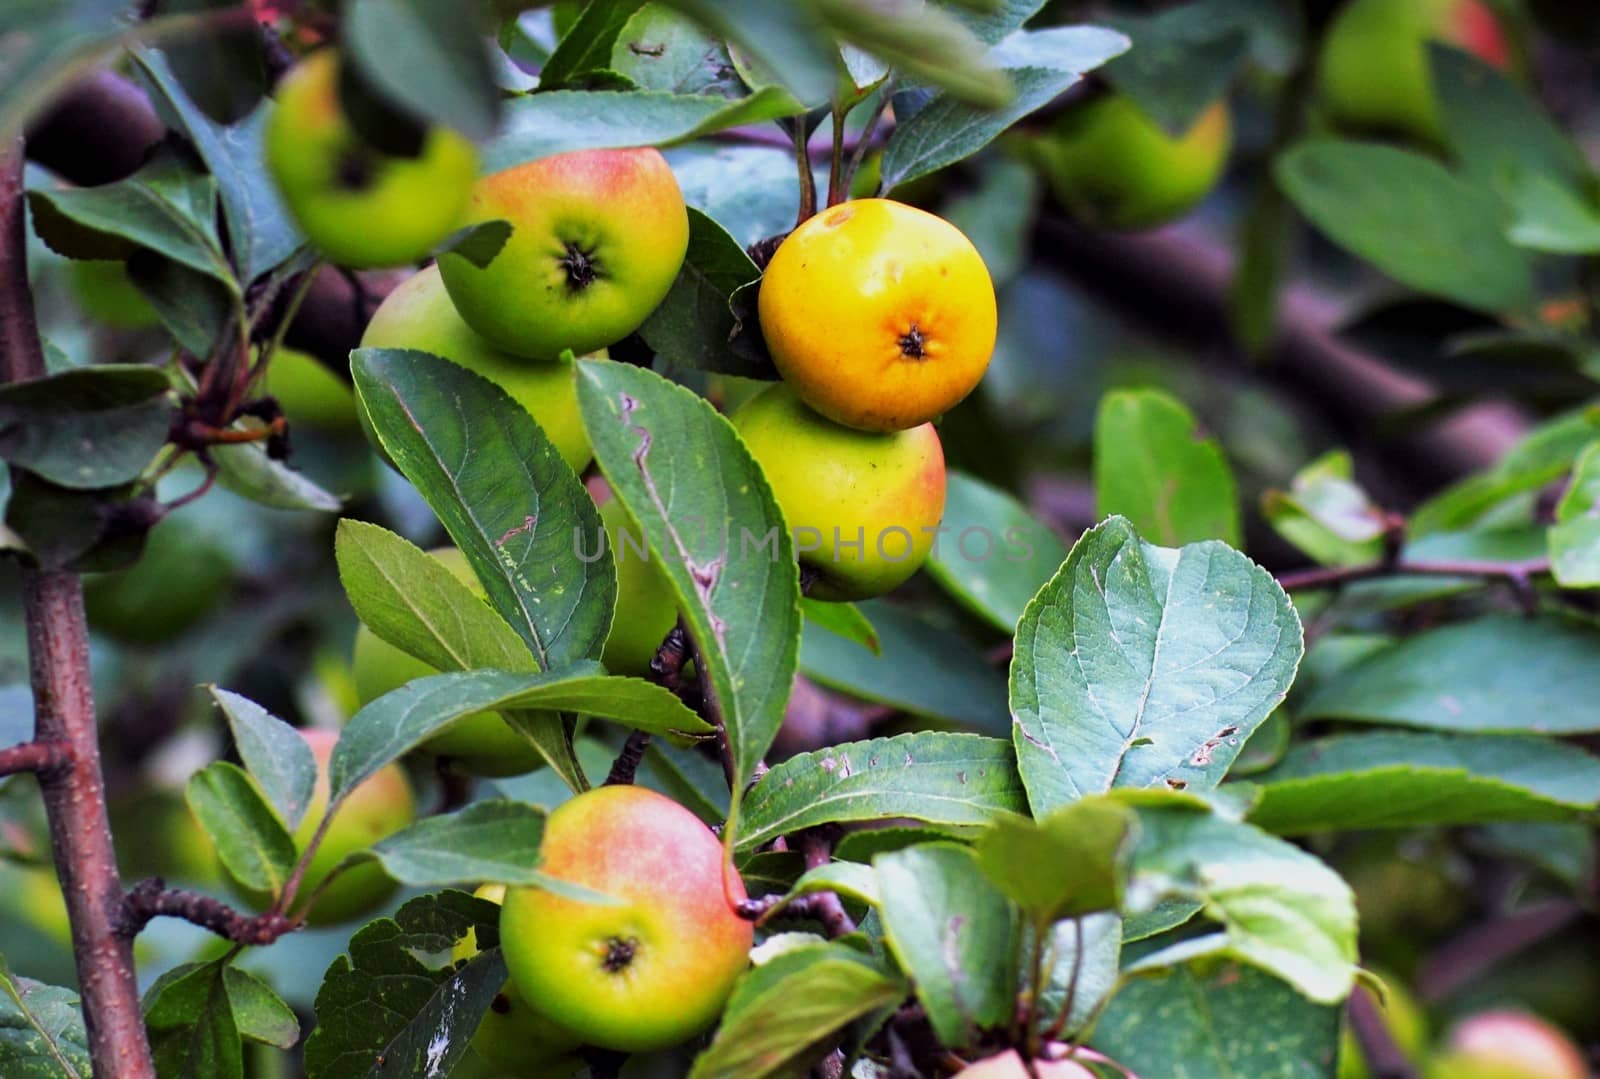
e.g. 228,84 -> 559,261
594,491 -> 679,677
453,883 -> 585,1076
732,382 -> 946,601
758,197 -> 996,432
264,49 -> 478,268
67,259 -> 158,329
499,785 -> 753,1052
358,264 -> 595,473
436,148 -> 689,360
350,546 -> 547,778
955,1048 -> 1130,1078
83,516 -> 234,645
1317,0 -> 1511,146
262,346 -> 360,433
1428,1011 -> 1589,1079
1025,93 -> 1232,231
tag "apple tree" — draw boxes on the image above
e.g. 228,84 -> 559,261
1,1 -> 1598,1077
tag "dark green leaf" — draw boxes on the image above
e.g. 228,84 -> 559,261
876,843 -> 1018,1047
577,360 -> 799,803
369,800 -> 589,893
431,220 -> 512,268
1552,441 -> 1600,586
304,892 -> 504,1079
209,437 -> 342,512
925,472 -> 1067,635
1011,517 -> 1303,813
219,968 -> 297,1050
1298,614 -> 1600,734
0,956 -> 90,1079
1102,11 -> 1248,133
1276,140 -> 1535,315
1094,389 -> 1240,548
184,761 -> 295,895
126,253 -> 233,355
637,208 -> 769,377
1504,172 -> 1600,255
610,4 -> 744,96
2,472 -> 140,572
208,688 -> 317,832
143,960 -> 241,1079
666,0 -> 836,106
352,349 -> 614,671
738,732 -> 1027,851
343,0 -> 501,138
540,0 -> 644,89
1433,46 -> 1591,194
975,796 -> 1134,923
0,365 -> 173,489
1249,731 -> 1600,834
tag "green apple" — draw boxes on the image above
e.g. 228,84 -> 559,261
358,264 -> 594,473
732,382 -> 947,601
67,259 -> 158,329
500,785 -> 753,1052
1026,92 -> 1232,231
1428,1012 -> 1588,1079
437,147 -> 689,360
223,728 -> 415,926
594,492 -> 678,677
453,883 -> 585,1076
264,49 -> 478,268
263,346 -> 360,433
83,516 -> 234,645
351,546 -> 547,778
1318,0 -> 1511,146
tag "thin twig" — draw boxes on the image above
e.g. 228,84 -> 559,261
825,100 -> 848,208
797,830 -> 856,938
792,119 -> 818,227
117,878 -> 296,946
0,741 -> 70,778
839,79 -> 896,200
605,731 -> 652,787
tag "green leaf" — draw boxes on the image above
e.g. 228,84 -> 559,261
218,968 -> 297,1050
0,365 -> 174,489
1470,822 -> 1596,892
1249,731 -> 1600,834
690,942 -> 905,1079
207,688 -> 317,832
1504,171 -> 1600,255
2,472 -> 139,572
1011,517 -> 1303,813
1033,912 -> 1123,1040
880,27 -> 1131,190
577,360 -> 799,804
343,0 -> 500,138
126,252 -> 234,356
1298,614 -> 1600,734
1276,139 -> 1535,315
876,843 -> 1018,1047
637,208 -> 769,378
800,598 -> 878,655
208,437 -> 342,512
1125,807 -> 1356,1004
1091,961 -> 1338,1079
610,4 -> 744,95
329,664 -> 709,803
184,761 -> 296,895
975,796 -> 1134,923
304,892 -> 504,1079
132,49 -> 300,282
27,153 -> 236,290
539,0 -> 644,89
0,956 -> 90,1079
925,472 -> 1067,634
801,599 -> 1009,733
738,732 -> 1027,852
352,349 -> 614,672
777,860 -> 883,912
368,800 -> 584,893
142,960 -> 241,1079
943,156 -> 1038,288
484,86 -> 807,172
1552,441 -> 1600,587
1411,407 -> 1600,535
667,0 -> 837,106
814,0 -> 1011,108
1094,389 -> 1240,548
1262,450 -> 1386,567
1432,46 -> 1591,194
1100,4 -> 1251,133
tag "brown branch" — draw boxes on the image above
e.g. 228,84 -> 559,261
792,118 -> 818,228
0,740 -> 70,777
1348,984 -> 1420,1079
797,829 -> 856,939
1275,557 -> 1551,594
605,730 -> 652,787
1415,899 -> 1582,1004
117,878 -> 296,946
3,140 -> 155,1077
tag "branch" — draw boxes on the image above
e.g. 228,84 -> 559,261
117,878 -> 296,945
797,829 -> 857,939
3,140 -> 156,1078
1276,557 -> 1551,594
0,740 -> 70,777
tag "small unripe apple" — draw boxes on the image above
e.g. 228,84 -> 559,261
1427,1011 -> 1588,1079
358,264 -> 594,473
732,383 -> 946,601
67,259 -> 158,329
224,728 -> 415,927
758,198 -> 996,432
500,785 -> 753,1052
83,516 -> 235,645
263,346 -> 360,433
955,1048 -> 1128,1078
350,546 -> 547,778
453,883 -> 585,1076
437,148 -> 689,360
594,492 -> 678,677
1025,93 -> 1232,231
1317,0 -> 1511,146
264,50 -> 478,268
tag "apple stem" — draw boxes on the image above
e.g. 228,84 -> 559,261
791,118 -> 819,226
838,78 -> 897,203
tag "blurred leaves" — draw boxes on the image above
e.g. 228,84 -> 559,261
975,796 -> 1133,924
0,366 -> 173,490
343,0 -> 501,138
1094,389 -> 1240,548
1263,450 -> 1387,567
1551,441 -> 1600,586
925,471 -> 1067,634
